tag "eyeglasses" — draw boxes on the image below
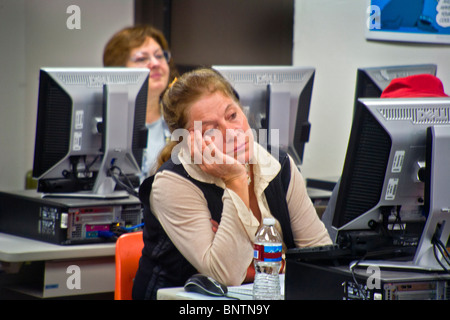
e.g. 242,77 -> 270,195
129,50 -> 171,65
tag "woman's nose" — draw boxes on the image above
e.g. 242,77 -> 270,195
147,56 -> 161,68
225,128 -> 246,144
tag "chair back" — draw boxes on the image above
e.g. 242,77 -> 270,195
115,231 -> 144,300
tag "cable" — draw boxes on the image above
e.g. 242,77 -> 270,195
435,239 -> 450,267
393,206 -> 405,231
85,155 -> 100,170
120,223 -> 144,231
437,239 -> 450,259
349,259 -> 368,300
107,165 -> 139,197
433,243 -> 449,273
430,232 -> 450,273
98,230 -> 118,239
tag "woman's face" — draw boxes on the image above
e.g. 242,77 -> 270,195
126,37 -> 170,97
187,91 -> 254,163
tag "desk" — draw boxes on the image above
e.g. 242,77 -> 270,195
157,275 -> 285,300
0,233 -> 115,298
157,287 -> 247,300
306,187 -> 332,201
306,177 -> 338,192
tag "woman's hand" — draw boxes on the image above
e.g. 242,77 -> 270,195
189,130 -> 250,209
210,219 -> 219,233
189,130 -> 247,186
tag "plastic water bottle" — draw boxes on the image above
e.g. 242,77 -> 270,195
253,217 -> 282,300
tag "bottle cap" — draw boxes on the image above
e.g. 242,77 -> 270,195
263,217 -> 276,226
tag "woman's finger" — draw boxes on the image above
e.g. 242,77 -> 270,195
210,219 -> 219,233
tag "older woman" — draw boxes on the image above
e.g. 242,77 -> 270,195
132,68 -> 331,300
103,25 -> 179,177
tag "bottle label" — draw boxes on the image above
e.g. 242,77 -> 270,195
253,244 -> 282,262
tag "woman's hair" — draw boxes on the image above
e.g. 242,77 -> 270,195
157,68 -> 240,168
103,24 -> 178,82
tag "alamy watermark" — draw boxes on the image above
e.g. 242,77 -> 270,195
66,265 -> 81,290
348,264 -> 382,299
366,265 -> 381,290
66,5 -> 81,30
367,5 -> 381,30
170,122 -> 280,166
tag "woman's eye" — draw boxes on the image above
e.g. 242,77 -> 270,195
228,112 -> 237,120
135,57 -> 149,63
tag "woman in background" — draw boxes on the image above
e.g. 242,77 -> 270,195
103,25 -> 179,178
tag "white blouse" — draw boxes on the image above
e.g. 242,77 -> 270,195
149,143 -> 332,286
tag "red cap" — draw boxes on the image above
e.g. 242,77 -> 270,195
381,74 -> 448,98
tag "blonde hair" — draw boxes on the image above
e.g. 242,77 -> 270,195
157,68 -> 240,168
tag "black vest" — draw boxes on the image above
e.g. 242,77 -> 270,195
132,151 -> 294,300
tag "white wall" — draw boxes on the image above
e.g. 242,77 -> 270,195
294,0 -> 450,181
0,0 -> 133,190
0,1 -> 27,191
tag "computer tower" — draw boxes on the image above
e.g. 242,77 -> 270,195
0,190 -> 142,245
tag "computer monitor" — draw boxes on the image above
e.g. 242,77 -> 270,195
32,67 -> 149,198
331,97 -> 450,271
353,64 -> 437,114
213,66 -> 315,166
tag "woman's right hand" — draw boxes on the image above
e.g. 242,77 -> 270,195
189,129 -> 250,209
189,129 -> 247,184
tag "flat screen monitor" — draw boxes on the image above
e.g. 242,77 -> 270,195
331,97 -> 450,271
354,64 -> 437,113
32,67 -> 149,198
213,66 -> 315,166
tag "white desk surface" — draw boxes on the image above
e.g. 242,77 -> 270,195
157,287 -> 243,300
0,232 -> 115,263
158,275 -> 285,300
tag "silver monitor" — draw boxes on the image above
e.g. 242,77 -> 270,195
355,64 -> 437,98
332,97 -> 450,271
32,67 -> 149,198
213,66 -> 315,166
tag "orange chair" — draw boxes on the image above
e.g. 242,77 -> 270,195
114,231 -> 144,300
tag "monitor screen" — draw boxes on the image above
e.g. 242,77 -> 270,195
213,66 -> 315,166
32,67 -> 149,198
331,97 -> 450,270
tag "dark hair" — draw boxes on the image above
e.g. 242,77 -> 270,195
103,24 -> 178,82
